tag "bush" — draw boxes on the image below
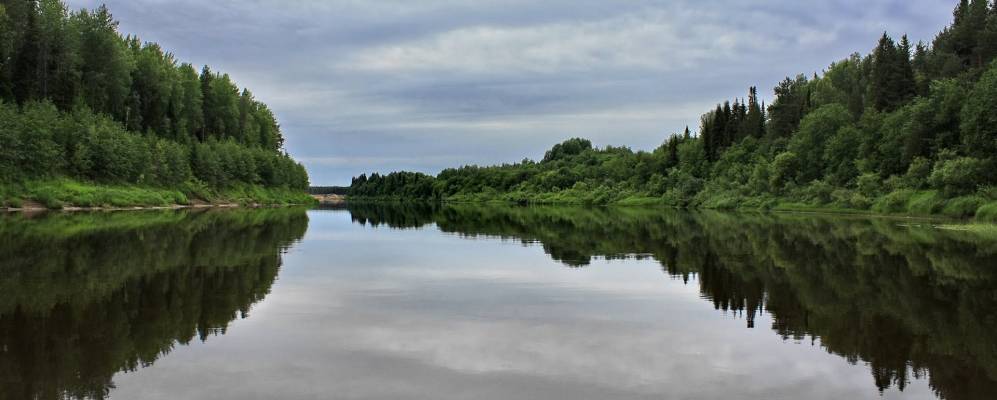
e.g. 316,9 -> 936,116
903,157 -> 932,189
799,180 -> 834,205
942,196 -> 985,218
831,189 -> 872,210
857,173 -> 883,197
872,189 -> 916,214
769,152 -> 800,192
976,202 -> 997,222
930,157 -> 988,196
906,191 -> 945,215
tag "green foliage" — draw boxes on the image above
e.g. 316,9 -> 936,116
0,0 -> 308,202
929,156 -> 989,196
872,189 -> 917,214
961,61 -> 997,158
907,190 -> 945,215
542,138 -> 592,162
942,195 -> 985,218
768,152 -> 800,192
0,178 -> 312,209
871,33 -> 916,111
976,201 -> 997,222
790,104 -> 853,182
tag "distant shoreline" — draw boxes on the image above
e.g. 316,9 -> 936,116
312,194 -> 347,206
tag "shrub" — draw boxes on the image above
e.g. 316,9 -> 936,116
799,180 -> 834,205
32,189 -> 64,209
848,193 -> 873,210
872,189 -> 916,214
929,157 -> 987,196
857,173 -> 883,197
942,196 -> 984,218
907,191 -> 945,215
831,189 -> 872,210
976,202 -> 997,223
769,152 -> 800,192
903,157 -> 932,189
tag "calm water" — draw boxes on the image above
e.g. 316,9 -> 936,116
2,205 -> 996,400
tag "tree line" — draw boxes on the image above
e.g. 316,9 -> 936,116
0,0 -> 308,192
351,0 -> 997,219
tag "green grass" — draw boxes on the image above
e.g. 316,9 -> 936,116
1,178 -> 314,210
352,188 -> 997,225
614,196 -> 666,206
907,191 -> 946,215
941,196 -> 984,219
976,201 -> 997,223
872,189 -> 916,214
772,201 -> 873,215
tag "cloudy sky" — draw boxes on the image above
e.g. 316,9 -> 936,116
67,0 -> 955,185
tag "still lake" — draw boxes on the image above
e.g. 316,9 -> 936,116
2,204 -> 995,400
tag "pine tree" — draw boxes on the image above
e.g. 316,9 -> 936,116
0,4 -> 10,100
77,5 -> 133,119
744,87 -> 764,138
967,0 -> 989,67
199,65 -> 213,141
978,2 -> 997,66
871,33 -> 914,111
11,0 -> 39,103
897,35 -> 916,100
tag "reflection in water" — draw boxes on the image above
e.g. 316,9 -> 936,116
346,203 -> 997,400
0,209 -> 308,400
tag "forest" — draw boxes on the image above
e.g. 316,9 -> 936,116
0,0 -> 310,208
351,0 -> 997,221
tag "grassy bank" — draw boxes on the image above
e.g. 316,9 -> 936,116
349,187 -> 997,223
1,179 -> 316,210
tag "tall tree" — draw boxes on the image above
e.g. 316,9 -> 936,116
743,87 -> 764,138
10,0 -> 39,103
871,33 -> 915,111
767,75 -> 810,137
0,4 -> 14,100
172,63 -> 202,142
76,5 -> 133,119
198,65 -> 212,141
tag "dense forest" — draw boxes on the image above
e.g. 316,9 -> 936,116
0,0 -> 309,207
351,1 -> 997,220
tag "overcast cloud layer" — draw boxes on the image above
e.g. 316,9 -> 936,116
67,0 -> 955,185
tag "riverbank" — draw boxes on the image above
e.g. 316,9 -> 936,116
311,194 -> 347,206
346,190 -> 997,224
1,179 -> 317,212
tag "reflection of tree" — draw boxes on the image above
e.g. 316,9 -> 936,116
0,209 -> 308,400
346,203 -> 997,400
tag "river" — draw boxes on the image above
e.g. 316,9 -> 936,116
2,205 -> 994,399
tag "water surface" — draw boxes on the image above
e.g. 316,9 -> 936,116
2,205 -> 995,399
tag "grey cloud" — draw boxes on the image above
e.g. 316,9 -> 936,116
67,0 -> 956,184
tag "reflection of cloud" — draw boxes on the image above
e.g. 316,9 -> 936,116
108,222 -> 938,399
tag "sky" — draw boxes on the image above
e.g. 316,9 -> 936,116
66,0 -> 956,185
